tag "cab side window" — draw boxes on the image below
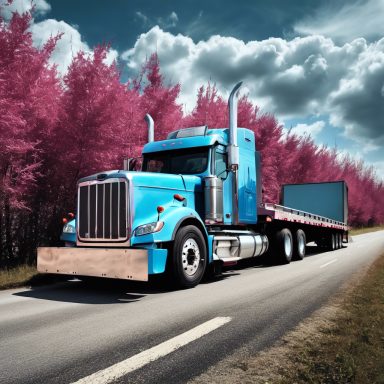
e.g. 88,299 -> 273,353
214,147 -> 227,179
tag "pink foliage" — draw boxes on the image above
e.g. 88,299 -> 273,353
0,12 -> 61,210
138,53 -> 182,141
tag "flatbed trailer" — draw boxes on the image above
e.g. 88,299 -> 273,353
37,82 -> 349,288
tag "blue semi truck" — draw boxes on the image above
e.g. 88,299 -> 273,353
37,82 -> 348,288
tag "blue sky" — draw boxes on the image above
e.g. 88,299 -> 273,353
1,0 -> 384,180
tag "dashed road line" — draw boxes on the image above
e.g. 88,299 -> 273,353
72,316 -> 232,384
320,259 -> 338,269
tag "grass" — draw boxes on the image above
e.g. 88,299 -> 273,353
0,265 -> 38,290
281,253 -> 384,384
350,224 -> 384,236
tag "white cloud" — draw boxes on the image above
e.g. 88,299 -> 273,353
135,11 -> 148,26
31,19 -> 90,73
288,121 -> 325,138
30,19 -> 118,74
370,160 -> 384,181
0,0 -> 50,20
134,11 -> 179,30
168,11 -> 178,26
294,0 -> 384,43
122,27 -> 384,153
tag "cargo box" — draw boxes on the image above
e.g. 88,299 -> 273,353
281,181 -> 348,224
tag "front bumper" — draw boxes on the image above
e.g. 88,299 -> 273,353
37,247 -> 149,281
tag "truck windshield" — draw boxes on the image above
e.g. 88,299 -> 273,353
143,147 -> 209,175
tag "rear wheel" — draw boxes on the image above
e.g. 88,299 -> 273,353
171,225 -> 207,288
329,233 -> 336,251
293,229 -> 306,260
272,228 -> 293,264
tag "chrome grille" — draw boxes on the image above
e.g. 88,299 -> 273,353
78,179 -> 129,242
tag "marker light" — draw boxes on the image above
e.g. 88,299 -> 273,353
174,194 -> 185,201
68,212 -> 75,219
157,206 -> 164,213
62,217 -> 68,224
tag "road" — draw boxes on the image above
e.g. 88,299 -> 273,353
0,231 -> 383,384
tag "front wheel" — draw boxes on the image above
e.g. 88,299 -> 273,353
171,225 -> 207,288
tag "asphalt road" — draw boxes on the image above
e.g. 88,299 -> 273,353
1,231 -> 383,384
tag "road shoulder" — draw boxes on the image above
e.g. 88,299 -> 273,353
189,251 -> 384,384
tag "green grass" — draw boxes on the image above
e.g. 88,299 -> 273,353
350,225 -> 384,236
282,253 -> 384,384
0,265 -> 38,290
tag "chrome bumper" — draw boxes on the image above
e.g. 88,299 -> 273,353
37,247 -> 148,281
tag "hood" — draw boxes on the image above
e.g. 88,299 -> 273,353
130,172 -> 202,192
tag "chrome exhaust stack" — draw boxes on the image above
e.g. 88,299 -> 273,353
227,81 -> 242,225
145,113 -> 154,143
123,113 -> 154,171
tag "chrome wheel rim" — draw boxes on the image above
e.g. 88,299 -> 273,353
284,234 -> 292,257
298,234 -> 305,255
182,238 -> 200,276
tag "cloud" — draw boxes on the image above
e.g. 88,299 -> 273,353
30,19 -> 90,73
370,160 -> 384,181
329,38 -> 384,147
294,0 -> 384,43
0,0 -> 51,20
30,19 -> 118,74
122,26 -> 384,153
288,121 -> 326,138
168,11 -> 178,27
135,11 -> 148,26
135,10 -> 179,30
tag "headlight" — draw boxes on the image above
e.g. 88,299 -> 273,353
135,221 -> 164,236
63,223 -> 76,234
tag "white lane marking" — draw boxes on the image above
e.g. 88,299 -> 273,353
320,259 -> 338,269
72,316 -> 232,384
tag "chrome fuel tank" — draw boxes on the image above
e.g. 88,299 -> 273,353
204,176 -> 223,223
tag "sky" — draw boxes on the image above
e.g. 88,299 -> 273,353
1,0 -> 384,180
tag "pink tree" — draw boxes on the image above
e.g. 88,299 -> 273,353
138,53 -> 182,141
0,11 -> 62,265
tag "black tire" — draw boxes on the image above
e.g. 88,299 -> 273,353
272,228 -> 293,264
171,225 -> 207,288
328,233 -> 336,251
293,229 -> 306,260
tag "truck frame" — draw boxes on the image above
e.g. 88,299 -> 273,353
38,82 -> 348,288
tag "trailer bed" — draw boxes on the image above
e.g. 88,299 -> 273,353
259,203 -> 348,231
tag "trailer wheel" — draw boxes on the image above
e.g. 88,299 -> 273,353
329,233 -> 336,251
293,229 -> 306,260
273,228 -> 293,264
335,233 -> 340,249
171,225 -> 207,288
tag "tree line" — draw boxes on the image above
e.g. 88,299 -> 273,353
1,12 -> 383,268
